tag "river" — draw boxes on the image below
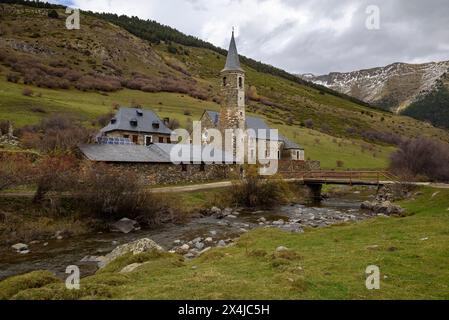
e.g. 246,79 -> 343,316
0,189 -> 376,281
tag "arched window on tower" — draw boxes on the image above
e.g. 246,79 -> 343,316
238,77 -> 243,89
223,77 -> 227,86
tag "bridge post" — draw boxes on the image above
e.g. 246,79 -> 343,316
306,184 -> 323,203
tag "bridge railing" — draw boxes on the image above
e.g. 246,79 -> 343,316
280,170 -> 400,184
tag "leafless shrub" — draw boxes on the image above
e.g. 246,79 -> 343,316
94,112 -> 115,127
33,155 -> 79,204
230,166 -> 290,208
6,73 -> 20,83
166,118 -> 180,130
79,164 -> 158,220
0,158 -> 34,191
19,114 -> 94,154
361,130 -> 402,146
304,119 -> 314,129
22,88 -> 34,97
336,160 -> 344,168
390,138 -> 449,182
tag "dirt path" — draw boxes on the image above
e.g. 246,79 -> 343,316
1,181 -> 449,198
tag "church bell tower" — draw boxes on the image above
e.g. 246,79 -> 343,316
219,30 -> 246,134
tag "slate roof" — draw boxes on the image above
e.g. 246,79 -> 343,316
79,144 -> 169,163
204,110 -> 304,150
101,107 -> 172,135
79,143 -> 234,164
222,31 -> 244,73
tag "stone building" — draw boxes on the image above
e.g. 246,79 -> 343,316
200,31 -> 305,161
99,107 -> 173,146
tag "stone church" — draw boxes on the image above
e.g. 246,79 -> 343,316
200,31 -> 305,161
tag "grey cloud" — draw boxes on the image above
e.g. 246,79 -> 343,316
67,0 -> 449,74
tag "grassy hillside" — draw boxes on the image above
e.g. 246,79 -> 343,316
0,78 -> 393,168
2,187 -> 448,300
1,2 -> 448,169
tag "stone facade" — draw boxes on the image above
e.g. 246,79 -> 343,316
105,130 -> 171,146
107,162 -> 241,186
219,70 -> 246,133
278,160 -> 321,173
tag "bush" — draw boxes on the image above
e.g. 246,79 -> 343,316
20,114 -> 94,154
6,73 -> 19,83
0,158 -> 34,191
304,119 -> 314,129
336,160 -> 344,168
230,166 -> 290,208
390,137 -> 449,182
22,88 -> 34,97
94,112 -> 115,127
33,155 -> 79,204
48,10 -> 59,19
166,118 -> 180,130
79,165 -> 158,220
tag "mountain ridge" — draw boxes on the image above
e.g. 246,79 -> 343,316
302,60 -> 449,128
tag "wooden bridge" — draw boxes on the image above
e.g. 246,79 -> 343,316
280,170 -> 400,201
282,170 -> 400,186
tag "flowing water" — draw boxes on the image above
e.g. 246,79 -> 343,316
0,190 -> 375,281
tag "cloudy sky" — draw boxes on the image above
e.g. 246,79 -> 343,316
53,0 -> 449,75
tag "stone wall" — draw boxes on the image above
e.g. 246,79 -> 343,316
103,160 -> 319,186
107,162 -> 240,186
278,160 -> 321,173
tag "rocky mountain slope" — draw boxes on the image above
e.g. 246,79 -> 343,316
304,61 -> 449,128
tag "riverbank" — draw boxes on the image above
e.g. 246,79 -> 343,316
2,186 -> 448,299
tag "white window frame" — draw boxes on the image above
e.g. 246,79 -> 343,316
144,135 -> 153,146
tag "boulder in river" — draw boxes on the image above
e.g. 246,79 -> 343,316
11,243 -> 29,253
110,218 -> 140,234
99,238 -> 163,268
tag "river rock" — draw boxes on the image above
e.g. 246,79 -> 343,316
205,237 -> 213,243
11,243 -> 28,252
258,217 -> 267,223
177,244 -> 190,254
173,240 -> 182,245
195,242 -> 205,250
279,224 -> 304,233
81,255 -> 104,263
192,237 -> 203,244
199,247 -> 211,255
217,240 -> 226,247
226,214 -> 237,219
120,263 -> 145,274
272,220 -> 285,226
276,246 -> 288,252
99,238 -> 163,268
110,218 -> 140,234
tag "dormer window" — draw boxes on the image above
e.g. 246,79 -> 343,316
110,118 -> 117,124
136,109 -> 143,117
130,118 -> 138,127
152,121 -> 160,129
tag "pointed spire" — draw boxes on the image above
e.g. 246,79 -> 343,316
222,30 -> 244,72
